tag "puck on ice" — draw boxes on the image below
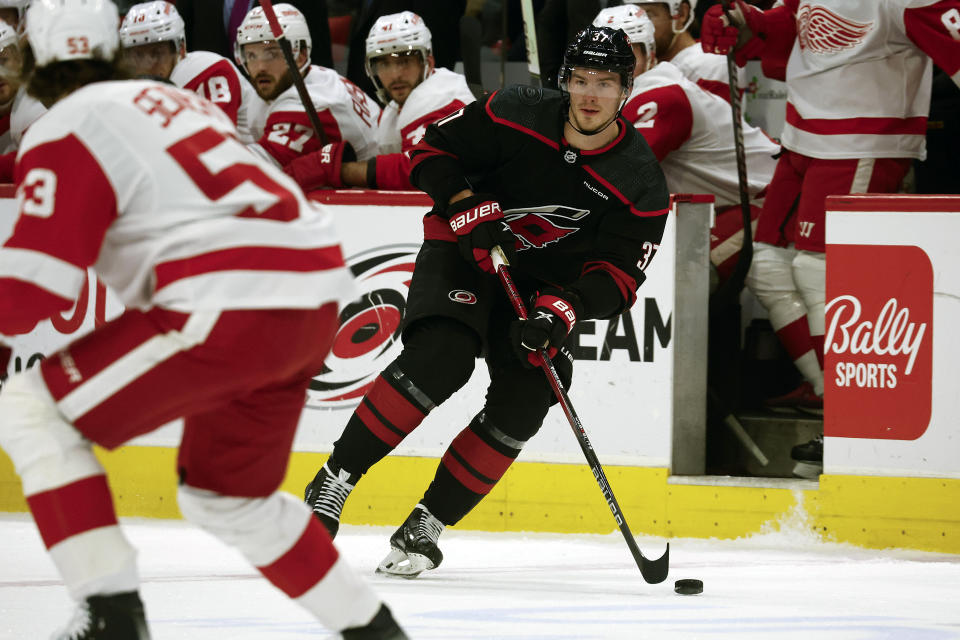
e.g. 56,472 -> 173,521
674,578 -> 703,595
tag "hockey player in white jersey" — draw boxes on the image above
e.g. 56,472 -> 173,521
703,0 -> 960,475
0,20 -> 47,173
119,1 -> 266,144
235,3 -> 381,168
598,5 -> 778,284
284,11 -> 475,191
625,0 -> 745,103
0,1 -> 407,638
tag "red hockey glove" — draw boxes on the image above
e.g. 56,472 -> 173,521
283,141 -> 355,190
447,193 -> 517,274
510,288 -> 583,368
701,0 -> 767,67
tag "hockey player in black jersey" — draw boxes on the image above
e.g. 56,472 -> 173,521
304,26 -> 670,578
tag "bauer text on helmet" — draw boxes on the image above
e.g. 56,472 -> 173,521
234,3 -> 311,75
25,0 -> 120,67
592,5 -> 657,74
364,11 -> 433,105
119,1 -> 185,79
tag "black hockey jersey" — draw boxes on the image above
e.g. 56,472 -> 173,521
409,85 -> 670,319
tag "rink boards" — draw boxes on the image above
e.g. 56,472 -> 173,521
1,188 -> 958,554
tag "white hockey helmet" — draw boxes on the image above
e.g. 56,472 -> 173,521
26,0 -> 119,67
625,0 -> 697,34
593,5 -> 656,72
234,3 -> 311,74
119,1 -> 185,56
364,11 -> 431,103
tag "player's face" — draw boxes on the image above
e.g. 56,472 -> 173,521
634,3 -> 677,57
370,51 -> 425,105
566,68 -> 625,132
122,41 -> 179,79
631,43 -> 649,77
0,41 -> 22,105
242,41 -> 300,101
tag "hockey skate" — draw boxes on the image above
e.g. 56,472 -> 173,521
304,457 -> 360,539
791,434 -> 823,479
53,591 -> 150,640
376,504 -> 444,579
342,603 -> 409,640
764,381 -> 823,414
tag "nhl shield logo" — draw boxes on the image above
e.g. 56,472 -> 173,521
563,149 -> 578,164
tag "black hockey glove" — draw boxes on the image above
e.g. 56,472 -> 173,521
510,288 -> 583,368
447,193 -> 517,274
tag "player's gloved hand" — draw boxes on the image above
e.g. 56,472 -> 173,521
283,141 -> 356,191
510,288 -> 583,367
447,193 -> 517,274
701,0 -> 767,66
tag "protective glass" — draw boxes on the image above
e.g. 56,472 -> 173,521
240,45 -> 285,65
369,51 -> 422,75
561,68 -> 625,99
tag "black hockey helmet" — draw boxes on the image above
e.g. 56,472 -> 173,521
559,26 -> 635,98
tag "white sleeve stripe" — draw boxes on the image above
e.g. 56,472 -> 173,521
0,247 -> 87,300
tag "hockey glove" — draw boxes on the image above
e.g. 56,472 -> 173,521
283,141 -> 356,191
510,288 -> 583,368
447,193 -> 517,274
701,0 -> 767,67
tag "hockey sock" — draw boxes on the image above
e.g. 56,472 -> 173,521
423,413 -> 526,525
775,316 -> 823,395
333,364 -> 433,475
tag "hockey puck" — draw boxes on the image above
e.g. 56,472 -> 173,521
674,578 -> 703,595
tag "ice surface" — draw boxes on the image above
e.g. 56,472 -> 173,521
2,513 -> 958,639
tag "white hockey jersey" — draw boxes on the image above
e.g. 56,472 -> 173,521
623,62 -> 779,208
779,0 -> 960,159
375,67 -> 475,154
251,65 -> 381,167
0,80 -> 354,333
669,42 -> 747,104
169,50 -> 266,145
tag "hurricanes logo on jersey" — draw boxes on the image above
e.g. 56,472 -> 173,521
797,4 -> 873,54
504,205 -> 591,250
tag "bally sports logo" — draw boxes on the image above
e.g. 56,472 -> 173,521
824,244 -> 933,440
306,244 -> 419,409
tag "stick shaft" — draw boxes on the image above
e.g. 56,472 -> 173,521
258,0 -> 328,147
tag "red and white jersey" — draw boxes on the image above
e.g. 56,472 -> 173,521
0,80 -> 354,334
780,0 -> 960,159
373,67 -> 474,189
623,62 -> 779,208
251,65 -> 380,167
376,68 -> 475,153
670,42 -> 746,104
170,50 -> 267,145
7,88 -> 47,152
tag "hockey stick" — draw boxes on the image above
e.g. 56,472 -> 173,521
519,0 -> 541,86
258,0 -> 328,147
490,246 -> 670,585
709,0 -> 753,315
459,14 -> 486,100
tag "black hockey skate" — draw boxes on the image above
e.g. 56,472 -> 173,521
791,434 -> 823,479
53,591 -> 150,640
376,504 -> 444,579
342,603 -> 409,640
304,457 -> 359,539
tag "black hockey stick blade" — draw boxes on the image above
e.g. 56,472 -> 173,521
490,246 -> 670,584
459,14 -> 485,100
